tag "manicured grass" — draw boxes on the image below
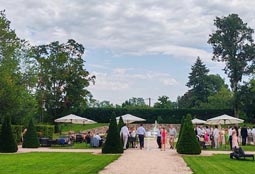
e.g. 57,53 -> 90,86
183,154 -> 255,174
0,152 -> 119,174
60,123 -> 108,132
204,144 -> 255,151
50,142 -> 98,149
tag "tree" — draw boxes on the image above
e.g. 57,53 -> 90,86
154,96 -> 174,109
22,119 -> 40,148
31,39 -> 95,122
186,57 -> 210,108
0,11 -> 36,124
102,112 -> 123,154
238,79 -> 255,122
176,114 -> 201,154
208,13 -> 255,117
0,116 -> 18,153
122,97 -> 148,108
200,86 -> 233,109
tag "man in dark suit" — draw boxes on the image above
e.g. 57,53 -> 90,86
241,125 -> 248,146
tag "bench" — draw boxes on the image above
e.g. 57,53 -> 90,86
230,147 -> 254,161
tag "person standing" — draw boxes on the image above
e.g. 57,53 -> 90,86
232,129 -> 239,149
213,125 -> 219,148
156,126 -> 162,149
136,124 -> 146,150
161,127 -> 167,151
168,124 -> 177,149
120,124 -> 129,150
251,126 -> 255,145
228,126 -> 233,150
241,125 -> 248,146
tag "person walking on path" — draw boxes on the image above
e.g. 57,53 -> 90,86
120,124 -> 130,150
156,125 -> 162,149
168,124 -> 177,149
161,127 -> 167,151
136,124 -> 146,150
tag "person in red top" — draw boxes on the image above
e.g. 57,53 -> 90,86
161,127 -> 167,151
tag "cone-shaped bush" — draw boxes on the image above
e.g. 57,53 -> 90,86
176,114 -> 201,154
22,119 -> 40,148
118,116 -> 125,131
102,112 -> 123,154
176,115 -> 185,150
0,116 -> 18,153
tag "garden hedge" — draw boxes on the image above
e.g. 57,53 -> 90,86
82,108 -> 233,123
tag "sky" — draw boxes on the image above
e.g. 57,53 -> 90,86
2,0 -> 255,105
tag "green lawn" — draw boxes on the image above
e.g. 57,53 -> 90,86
0,152 -> 119,174
59,123 -> 108,132
184,154 -> 255,174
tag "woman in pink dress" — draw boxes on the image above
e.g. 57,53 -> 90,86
161,127 -> 167,151
232,129 -> 239,149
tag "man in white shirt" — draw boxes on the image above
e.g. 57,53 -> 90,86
136,124 -> 146,149
251,126 -> 255,145
120,124 -> 129,149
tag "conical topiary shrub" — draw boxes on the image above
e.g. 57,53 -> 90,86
0,116 -> 18,153
176,114 -> 201,154
176,115 -> 185,150
102,112 -> 123,154
22,119 -> 40,148
118,116 -> 125,132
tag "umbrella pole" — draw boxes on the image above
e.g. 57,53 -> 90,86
224,119 -> 226,150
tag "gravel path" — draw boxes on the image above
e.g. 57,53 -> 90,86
99,138 -> 192,174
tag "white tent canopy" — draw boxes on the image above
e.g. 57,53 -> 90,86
116,114 -> 146,124
206,114 -> 244,125
54,114 -> 97,124
192,118 -> 206,124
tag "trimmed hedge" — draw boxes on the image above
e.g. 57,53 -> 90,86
102,113 -> 123,154
176,115 -> 201,154
0,125 -> 54,143
82,108 -> 233,123
0,116 -> 18,153
22,119 -> 40,148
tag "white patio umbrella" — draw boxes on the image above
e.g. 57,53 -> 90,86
54,114 -> 97,124
206,114 -> 244,125
116,114 -> 146,124
192,118 -> 206,125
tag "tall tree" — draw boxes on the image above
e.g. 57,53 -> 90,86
154,96 -> 174,109
0,10 -> 36,124
208,13 -> 255,117
31,39 -> 95,122
186,57 -> 210,108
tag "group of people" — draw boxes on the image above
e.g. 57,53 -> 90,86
120,124 -> 178,151
155,125 -> 177,151
195,124 -> 255,150
120,123 -> 146,150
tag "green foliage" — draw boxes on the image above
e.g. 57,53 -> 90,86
122,97 -> 149,108
118,116 -> 125,131
82,107 -> 233,123
36,125 -> 54,139
154,96 -> 174,109
208,13 -> 255,117
31,39 -> 95,122
175,115 -> 186,149
0,10 -> 36,124
22,119 -> 40,148
102,113 -> 123,154
176,115 -> 201,154
0,116 -> 18,153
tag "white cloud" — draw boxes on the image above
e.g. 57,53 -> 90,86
1,0 -> 254,104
